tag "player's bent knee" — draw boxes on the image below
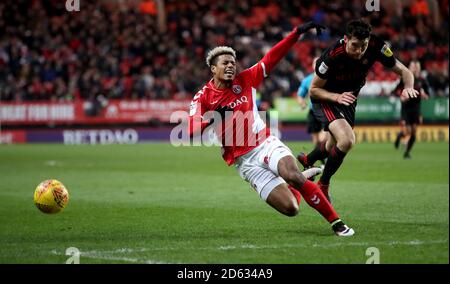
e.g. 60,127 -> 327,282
282,201 -> 299,217
338,138 -> 355,152
266,184 -> 300,217
280,190 -> 299,217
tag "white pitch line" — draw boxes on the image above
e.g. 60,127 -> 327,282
50,239 -> 448,261
217,239 -> 448,250
113,239 -> 449,252
48,239 -> 447,263
80,251 -> 168,264
50,249 -> 170,264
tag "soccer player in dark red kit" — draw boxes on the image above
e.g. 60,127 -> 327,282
394,60 -> 430,159
297,19 -> 419,202
188,22 -> 354,236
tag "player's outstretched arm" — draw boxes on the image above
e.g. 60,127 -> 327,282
309,74 -> 356,106
258,22 -> 325,77
391,59 -> 419,100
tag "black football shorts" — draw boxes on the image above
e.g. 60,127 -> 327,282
312,102 -> 355,131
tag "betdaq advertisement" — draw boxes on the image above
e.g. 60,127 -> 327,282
0,125 -> 447,144
0,128 -> 172,145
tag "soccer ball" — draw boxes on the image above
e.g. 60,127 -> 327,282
34,179 -> 69,214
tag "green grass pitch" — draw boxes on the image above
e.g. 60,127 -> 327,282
0,142 -> 448,264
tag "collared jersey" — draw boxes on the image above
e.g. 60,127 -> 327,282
188,29 -> 301,165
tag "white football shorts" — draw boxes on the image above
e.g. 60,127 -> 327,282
234,135 -> 294,201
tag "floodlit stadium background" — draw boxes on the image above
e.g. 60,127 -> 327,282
0,0 -> 448,264
0,0 -> 447,142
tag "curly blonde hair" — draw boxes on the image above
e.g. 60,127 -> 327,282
205,46 -> 236,67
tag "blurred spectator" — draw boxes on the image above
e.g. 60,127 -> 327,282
0,0 -> 448,102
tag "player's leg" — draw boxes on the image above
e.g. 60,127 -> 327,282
258,136 -> 353,236
262,168 -> 326,216
311,132 -> 319,145
275,155 -> 354,236
395,120 -> 407,149
309,110 -> 322,146
266,183 -> 300,216
317,119 -> 354,198
242,168 -> 322,217
271,145 -> 337,222
317,130 -> 329,165
304,130 -> 321,180
298,140 -> 330,169
404,123 -> 417,159
318,130 -> 328,144
297,110 -> 332,168
234,142 -> 319,217
278,155 -> 336,221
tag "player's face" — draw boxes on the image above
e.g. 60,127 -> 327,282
212,54 -> 236,82
345,36 -> 369,60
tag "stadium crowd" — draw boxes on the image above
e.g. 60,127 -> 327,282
0,0 -> 448,103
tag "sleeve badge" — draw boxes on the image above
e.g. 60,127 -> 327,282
381,44 -> 393,57
318,62 -> 329,75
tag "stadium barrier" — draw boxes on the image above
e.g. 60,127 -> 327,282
0,99 -> 191,125
1,97 -> 447,126
275,97 -> 449,123
0,128 -> 170,144
354,125 -> 449,142
1,125 -> 447,144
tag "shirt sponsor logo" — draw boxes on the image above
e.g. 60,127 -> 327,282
381,44 -> 393,57
232,85 -> 242,94
318,62 -> 329,75
227,95 -> 248,109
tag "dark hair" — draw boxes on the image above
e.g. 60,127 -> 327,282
206,46 -> 236,67
346,19 -> 372,40
210,53 -> 232,67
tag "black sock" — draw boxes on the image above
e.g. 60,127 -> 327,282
395,131 -> 405,147
320,146 -> 347,185
306,141 -> 329,166
405,134 -> 416,155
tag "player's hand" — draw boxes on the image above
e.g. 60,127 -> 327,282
297,21 -> 326,36
297,98 -> 307,109
336,92 -> 357,106
300,101 -> 307,109
401,88 -> 419,100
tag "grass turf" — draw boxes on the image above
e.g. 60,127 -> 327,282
0,142 -> 448,264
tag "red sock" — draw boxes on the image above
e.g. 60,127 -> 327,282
288,186 -> 302,205
294,180 -> 339,223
